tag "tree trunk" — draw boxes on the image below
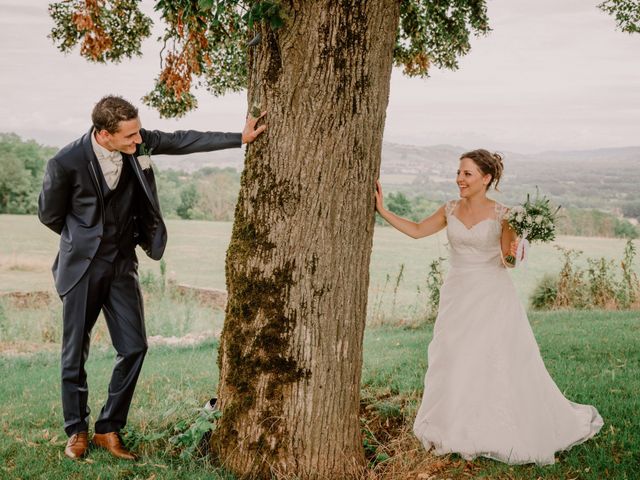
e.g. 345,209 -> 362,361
212,2 -> 400,478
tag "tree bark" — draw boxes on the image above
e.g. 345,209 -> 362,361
212,2 -> 400,478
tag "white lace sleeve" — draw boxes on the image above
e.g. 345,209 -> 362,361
444,200 -> 458,217
495,202 -> 510,224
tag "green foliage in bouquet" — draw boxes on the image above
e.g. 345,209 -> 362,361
505,188 -> 561,266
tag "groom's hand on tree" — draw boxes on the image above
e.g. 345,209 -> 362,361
242,111 -> 267,144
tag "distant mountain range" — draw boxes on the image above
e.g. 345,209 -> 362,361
152,143 -> 640,210
379,142 -> 640,171
379,143 -> 640,209
153,148 -> 245,172
153,143 -> 640,172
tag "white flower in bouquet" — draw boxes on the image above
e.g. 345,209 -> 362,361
505,188 -> 560,266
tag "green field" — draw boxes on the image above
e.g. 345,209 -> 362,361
1,214 -> 639,478
1,311 -> 638,479
2,214 -> 638,322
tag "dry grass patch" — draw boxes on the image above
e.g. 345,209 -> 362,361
361,396 -> 483,480
0,340 -> 58,356
0,254 -> 50,273
0,290 -> 53,309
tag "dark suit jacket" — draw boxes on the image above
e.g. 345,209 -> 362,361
38,127 -> 242,296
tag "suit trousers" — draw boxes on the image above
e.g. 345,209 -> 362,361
60,252 -> 148,436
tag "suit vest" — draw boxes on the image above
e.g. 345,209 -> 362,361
95,157 -> 137,262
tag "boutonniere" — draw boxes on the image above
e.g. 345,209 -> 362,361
137,143 -> 153,170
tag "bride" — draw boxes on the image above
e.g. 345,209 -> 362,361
374,149 -> 603,465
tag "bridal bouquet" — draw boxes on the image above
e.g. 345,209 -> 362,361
504,189 -> 560,266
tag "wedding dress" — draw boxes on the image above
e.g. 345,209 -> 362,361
413,200 -> 603,465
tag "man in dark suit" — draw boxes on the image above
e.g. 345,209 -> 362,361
38,95 -> 265,460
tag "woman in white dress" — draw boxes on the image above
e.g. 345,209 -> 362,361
374,149 -> 603,465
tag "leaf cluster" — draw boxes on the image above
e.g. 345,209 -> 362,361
599,0 -> 640,34
395,0 -> 490,76
48,0 -> 152,63
169,408 -> 221,459
146,0 -> 289,116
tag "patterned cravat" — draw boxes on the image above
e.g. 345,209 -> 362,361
91,131 -> 123,189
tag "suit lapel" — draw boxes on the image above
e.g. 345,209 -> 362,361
83,128 -> 106,222
127,154 -> 159,214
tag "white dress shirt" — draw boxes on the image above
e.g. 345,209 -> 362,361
91,130 -> 123,190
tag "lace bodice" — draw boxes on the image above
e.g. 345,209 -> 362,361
444,200 -> 509,269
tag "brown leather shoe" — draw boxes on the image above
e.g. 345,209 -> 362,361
64,431 -> 88,459
92,432 -> 138,460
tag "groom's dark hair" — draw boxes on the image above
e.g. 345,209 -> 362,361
92,95 -> 139,134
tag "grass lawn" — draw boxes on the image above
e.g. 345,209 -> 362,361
0,341 -> 230,480
1,310 -> 638,479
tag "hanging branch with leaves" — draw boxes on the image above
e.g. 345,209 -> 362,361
395,0 -> 490,76
48,0 -> 490,118
49,0 -> 152,63
598,0 -> 640,34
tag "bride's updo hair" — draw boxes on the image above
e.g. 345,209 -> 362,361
460,149 -> 504,191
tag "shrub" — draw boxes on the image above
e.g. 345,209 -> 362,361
587,257 -> 618,309
529,240 -> 640,311
614,219 -> 639,239
618,240 -> 639,308
530,274 -> 558,310
386,192 -> 413,217
554,247 -> 589,309
425,257 -> 446,322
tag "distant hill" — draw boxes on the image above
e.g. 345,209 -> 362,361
378,143 -> 640,211
379,142 -> 640,174
151,142 -> 640,211
3,130 -> 636,231
153,149 -> 245,172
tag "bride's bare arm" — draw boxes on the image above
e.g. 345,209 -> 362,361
375,181 -> 447,239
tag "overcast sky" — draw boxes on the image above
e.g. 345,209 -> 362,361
0,0 -> 638,153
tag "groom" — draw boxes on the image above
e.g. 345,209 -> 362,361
38,95 -> 266,460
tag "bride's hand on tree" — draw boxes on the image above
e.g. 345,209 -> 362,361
375,180 -> 385,212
